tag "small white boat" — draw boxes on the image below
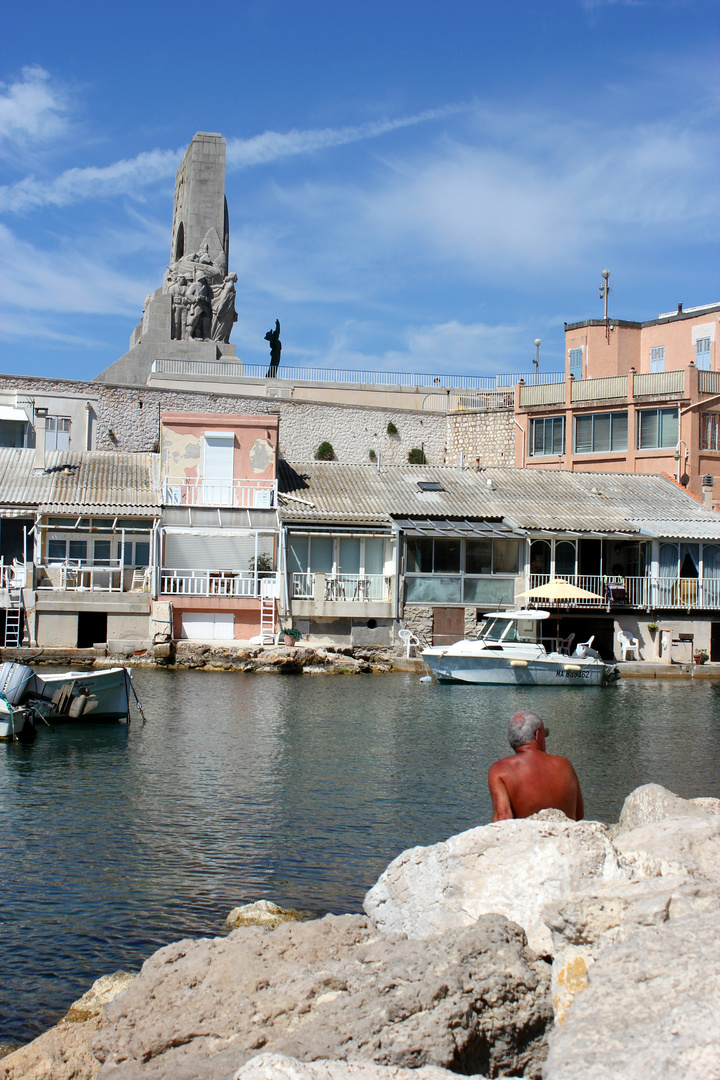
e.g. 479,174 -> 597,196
0,661 -> 132,722
422,610 -> 619,686
0,698 -> 36,742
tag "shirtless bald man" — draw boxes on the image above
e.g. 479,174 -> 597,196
488,710 -> 584,821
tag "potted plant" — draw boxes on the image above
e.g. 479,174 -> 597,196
281,626 -> 301,647
694,649 -> 709,665
647,622 -> 660,635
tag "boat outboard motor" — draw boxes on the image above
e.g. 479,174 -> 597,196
0,662 -> 38,706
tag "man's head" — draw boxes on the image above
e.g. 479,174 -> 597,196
508,710 -> 548,749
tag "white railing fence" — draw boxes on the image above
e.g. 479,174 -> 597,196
525,574 -> 720,610
161,569 -> 278,598
163,478 -> 277,509
36,562 -> 125,592
292,572 -> 391,602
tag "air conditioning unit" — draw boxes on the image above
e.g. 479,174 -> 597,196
253,489 -> 273,508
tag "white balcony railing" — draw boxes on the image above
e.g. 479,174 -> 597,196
36,562 -> 125,592
163,477 -> 277,509
161,569 -> 277,598
292,572 -> 391,602
525,574 -> 720,611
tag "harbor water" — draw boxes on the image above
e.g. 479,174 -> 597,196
1,668 -> 719,1046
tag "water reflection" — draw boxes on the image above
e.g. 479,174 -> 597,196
1,670 -> 718,1043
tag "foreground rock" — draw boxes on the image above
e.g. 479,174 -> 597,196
545,908 -> 720,1079
0,972 -> 134,1080
364,811 -> 623,956
92,913 -> 549,1078
233,1054 -> 489,1078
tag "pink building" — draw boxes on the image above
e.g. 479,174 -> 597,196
514,302 -> 720,505
157,413 -> 280,642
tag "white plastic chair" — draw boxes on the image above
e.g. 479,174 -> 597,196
617,630 -> 639,661
573,634 -> 599,659
398,628 -> 420,658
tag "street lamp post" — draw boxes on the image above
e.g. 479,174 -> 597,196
533,339 -> 541,385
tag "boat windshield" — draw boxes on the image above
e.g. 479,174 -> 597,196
481,617 -> 540,643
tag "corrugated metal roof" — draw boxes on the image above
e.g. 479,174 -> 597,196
0,448 -> 161,516
630,519 -> 720,540
278,461 -> 720,537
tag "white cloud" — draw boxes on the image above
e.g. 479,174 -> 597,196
225,106 -> 464,169
0,66 -> 71,146
0,223 -> 155,324
0,105 -> 463,214
0,146 -> 183,213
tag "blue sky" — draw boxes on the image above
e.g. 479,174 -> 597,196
1,0 -> 718,383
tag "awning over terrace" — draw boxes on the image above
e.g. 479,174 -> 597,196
393,517 -> 526,539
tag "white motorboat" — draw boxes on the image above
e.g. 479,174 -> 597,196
422,610 -> 619,686
0,661 -> 132,722
0,697 -> 36,742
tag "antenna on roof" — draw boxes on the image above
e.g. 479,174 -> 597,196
599,269 -> 611,343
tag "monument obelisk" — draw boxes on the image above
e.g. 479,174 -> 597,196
96,132 -> 239,385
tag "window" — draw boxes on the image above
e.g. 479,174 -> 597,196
650,347 -> 665,373
122,541 -> 150,567
0,420 -> 27,447
45,416 -> 70,451
530,416 -> 564,457
701,413 -> 720,451
696,338 -> 711,371
638,407 -> 678,449
47,537 -> 87,563
568,348 -> 583,380
574,412 -> 628,453
405,535 -> 520,606
417,481 -> 444,492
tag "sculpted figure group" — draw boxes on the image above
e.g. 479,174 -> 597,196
163,240 -> 237,343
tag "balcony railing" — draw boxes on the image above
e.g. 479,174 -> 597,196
163,478 -> 277,509
292,572 -> 391,602
161,569 -> 277,598
525,574 -> 720,610
36,561 -> 126,592
151,358 -> 564,391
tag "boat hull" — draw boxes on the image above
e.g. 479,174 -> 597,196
422,649 -> 616,686
0,701 -> 36,742
0,662 -> 131,722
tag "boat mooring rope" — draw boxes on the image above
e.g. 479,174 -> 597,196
126,670 -> 148,725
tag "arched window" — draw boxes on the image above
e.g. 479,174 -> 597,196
555,540 -> 577,577
530,540 -> 551,575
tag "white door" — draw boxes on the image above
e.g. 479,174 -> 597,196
181,612 -> 235,640
203,434 -> 234,505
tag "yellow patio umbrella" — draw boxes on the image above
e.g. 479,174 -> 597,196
517,579 -> 605,602
516,578 -> 605,651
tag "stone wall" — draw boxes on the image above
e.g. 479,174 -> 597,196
446,408 -> 515,467
0,374 -> 450,465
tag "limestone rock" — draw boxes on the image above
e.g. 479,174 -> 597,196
544,910 -> 720,1080
233,1053 -> 489,1078
613,814 -> 720,882
63,971 -> 136,1023
92,913 -> 551,1078
616,782 -> 720,833
0,1016 -> 104,1080
225,899 -> 307,930
546,877 -> 720,1024
0,972 -> 134,1080
363,813 -> 624,955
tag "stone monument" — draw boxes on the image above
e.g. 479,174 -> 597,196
96,133 -> 239,385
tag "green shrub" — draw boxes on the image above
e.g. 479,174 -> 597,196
407,448 -> 426,464
386,421 -> 398,435
369,449 -> 377,461
315,441 -> 335,460
248,553 -> 273,575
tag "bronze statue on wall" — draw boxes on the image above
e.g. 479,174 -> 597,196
265,320 -> 282,377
